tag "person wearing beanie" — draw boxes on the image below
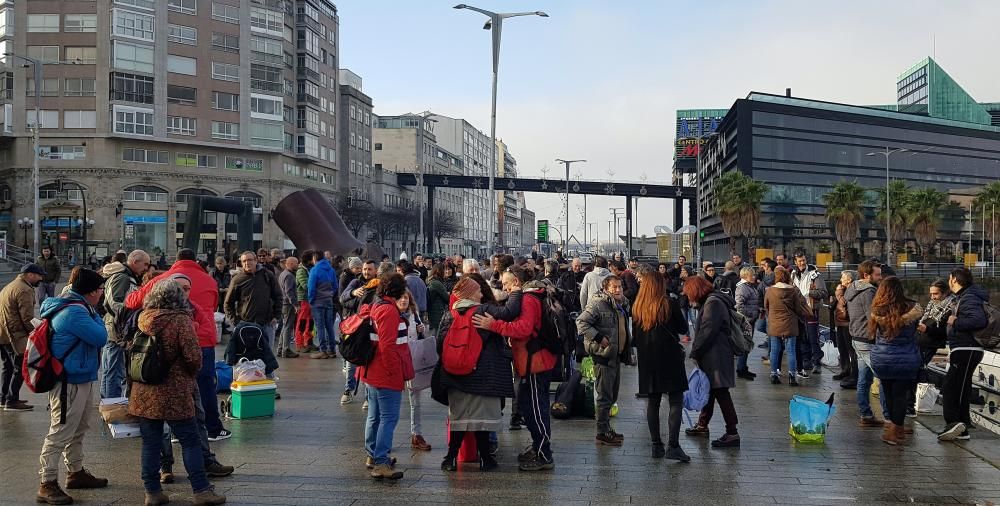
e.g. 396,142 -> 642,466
36,268 -> 110,504
0,263 -> 46,411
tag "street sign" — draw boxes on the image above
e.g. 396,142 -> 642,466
537,220 -> 549,242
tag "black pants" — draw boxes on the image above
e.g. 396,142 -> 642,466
697,388 -> 739,435
647,391 -> 684,447
0,344 -> 24,405
446,430 -> 492,460
942,350 -> 984,426
836,326 -> 857,381
881,379 -> 916,426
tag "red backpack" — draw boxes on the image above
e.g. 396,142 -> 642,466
441,307 -> 483,376
22,302 -> 85,424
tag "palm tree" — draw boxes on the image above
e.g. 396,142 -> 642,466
907,187 -> 949,262
973,181 -> 1000,261
822,181 -> 867,262
714,170 -> 769,259
874,180 -> 913,261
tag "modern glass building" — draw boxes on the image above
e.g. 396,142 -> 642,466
697,57 -> 1000,261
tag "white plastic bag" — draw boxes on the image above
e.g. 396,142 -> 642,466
915,383 -> 940,413
233,358 -> 267,383
820,341 -> 839,367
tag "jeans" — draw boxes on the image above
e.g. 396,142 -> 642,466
344,361 -> 358,393
647,391 -> 683,447
278,304 -> 297,353
881,379 -> 916,426
697,388 -> 739,435
261,323 -> 275,351
856,346 -> 889,419
36,281 -> 55,306
197,347 -> 223,436
161,384 -> 219,470
756,317 -> 769,353
140,417 -> 210,494
364,386 -> 402,465
517,371 -> 553,459
686,308 -> 698,335
311,305 -> 336,354
1,343 -> 24,405
942,349 -> 984,426
408,387 -> 422,436
769,336 -> 797,376
100,341 -> 126,399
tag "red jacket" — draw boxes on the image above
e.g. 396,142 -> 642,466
125,260 -> 219,348
359,297 -> 413,391
488,289 -> 555,376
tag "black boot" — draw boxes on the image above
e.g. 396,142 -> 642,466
441,455 -> 457,472
479,455 -> 498,471
651,442 -> 665,459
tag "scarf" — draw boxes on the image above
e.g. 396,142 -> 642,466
922,294 -> 956,323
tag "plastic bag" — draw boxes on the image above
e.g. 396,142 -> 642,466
789,394 -> 836,443
820,341 -> 839,367
233,358 -> 267,383
407,335 -> 438,392
916,383 -> 940,413
579,356 -> 595,381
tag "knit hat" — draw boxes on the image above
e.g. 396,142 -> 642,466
348,257 -> 363,269
452,278 -> 482,301
72,268 -> 105,295
399,252 -> 408,261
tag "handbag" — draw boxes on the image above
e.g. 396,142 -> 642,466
407,335 -> 438,391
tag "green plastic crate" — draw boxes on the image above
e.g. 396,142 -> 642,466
231,386 -> 275,419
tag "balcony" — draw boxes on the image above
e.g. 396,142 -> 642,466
296,93 -> 320,107
251,80 -> 284,93
250,51 -> 285,67
296,66 -> 320,80
296,13 -> 323,35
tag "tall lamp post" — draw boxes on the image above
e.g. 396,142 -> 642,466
556,158 -> 585,253
866,147 -> 908,265
16,217 -> 34,249
77,218 -> 94,258
453,4 -> 548,255
5,53 -> 41,257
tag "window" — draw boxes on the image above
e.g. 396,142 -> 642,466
113,9 -> 154,41
211,62 -> 239,82
297,134 -> 319,157
297,28 -> 320,56
27,46 -> 59,62
168,0 -> 197,15
123,149 -> 168,164
350,105 -> 356,120
168,24 -> 197,45
176,153 -> 216,167
211,121 -> 239,141
284,163 -> 301,176
64,110 -> 96,129
167,55 -> 197,75
115,0 -> 155,10
167,85 -> 196,105
250,120 -> 283,148
27,14 -> 59,33
123,185 -> 168,201
249,35 -> 283,65
251,64 -> 282,93
212,2 -> 239,23
65,78 -> 96,97
113,105 -> 154,135
38,145 -> 86,160
111,72 -> 154,103
65,47 -> 97,65
167,116 -> 196,135
250,93 -> 282,121
113,41 -> 154,73
26,110 -> 59,129
250,6 -> 283,36
297,107 -> 319,133
211,91 -> 239,111
225,157 -> 263,171
0,8 -> 13,38
26,78 -> 58,97
211,32 -> 239,53
64,14 -> 97,32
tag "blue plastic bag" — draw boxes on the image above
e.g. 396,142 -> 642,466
215,360 -> 233,393
789,394 -> 836,443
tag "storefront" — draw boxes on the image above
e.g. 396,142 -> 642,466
123,211 -> 168,258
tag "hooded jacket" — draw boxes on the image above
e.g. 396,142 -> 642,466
870,303 -> 923,381
763,282 -> 812,338
307,258 -> 338,308
128,309 -> 202,420
102,261 -> 141,344
0,275 -> 36,351
845,280 -> 877,343
947,284 -> 989,350
579,267 -> 611,310
40,291 -> 108,384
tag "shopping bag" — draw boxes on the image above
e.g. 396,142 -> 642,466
579,356 -> 595,381
233,358 -> 267,383
215,361 -> 233,393
915,383 -> 940,413
407,336 -> 438,392
789,393 -> 836,443
820,341 -> 839,367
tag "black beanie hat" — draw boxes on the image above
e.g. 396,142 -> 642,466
72,268 -> 104,295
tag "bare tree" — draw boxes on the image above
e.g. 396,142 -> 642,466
335,197 -> 372,239
433,209 -> 462,252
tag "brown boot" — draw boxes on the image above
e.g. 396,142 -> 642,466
881,423 -> 899,446
65,469 -> 108,489
411,434 -> 432,451
895,423 -> 907,443
192,489 -> 227,505
884,421 -> 913,434
144,490 -> 170,506
36,481 -> 73,505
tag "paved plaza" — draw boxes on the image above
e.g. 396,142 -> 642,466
2,342 -> 1000,506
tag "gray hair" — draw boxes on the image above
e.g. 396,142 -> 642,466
348,256 -> 363,269
128,250 -> 150,265
841,270 -> 858,282
462,259 -> 480,274
143,279 -> 192,312
377,261 -> 395,276
544,259 -> 559,276
739,267 -> 756,280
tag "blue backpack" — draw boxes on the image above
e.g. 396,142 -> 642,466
683,367 -> 710,412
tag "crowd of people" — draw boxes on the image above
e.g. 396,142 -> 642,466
0,244 -> 993,503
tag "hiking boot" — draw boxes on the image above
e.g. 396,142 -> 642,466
192,489 -> 226,505
770,374 -> 781,385
479,455 -> 499,471
411,435 -> 432,451
370,464 -> 403,480
159,470 -> 174,484
858,417 -> 884,428
666,445 -> 691,463
205,462 -> 234,477
36,481 -> 73,505
711,433 -> 741,448
441,456 -> 457,472
895,423 -> 907,442
938,422 -> 967,442
685,425 -> 709,437
596,431 -> 623,447
509,414 -> 524,431
518,454 -> 555,472
365,456 -> 396,470
65,469 -> 108,489
144,490 -> 170,506
736,369 -> 756,381
881,423 -> 899,446
651,442 -> 665,459
310,351 -> 329,359
284,350 -> 299,358
517,446 -> 538,463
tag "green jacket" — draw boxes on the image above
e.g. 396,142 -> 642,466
426,277 -> 449,330
102,262 -> 140,344
37,255 -> 61,284
295,265 -> 310,303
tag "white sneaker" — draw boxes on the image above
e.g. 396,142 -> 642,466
938,422 -> 966,441
340,392 -> 353,405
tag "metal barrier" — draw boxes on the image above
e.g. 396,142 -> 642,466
817,263 -> 993,279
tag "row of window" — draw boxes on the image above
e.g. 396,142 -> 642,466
25,78 -> 96,97
349,105 -> 372,127
26,110 -> 96,129
283,162 -> 335,185
25,45 -> 96,64
26,14 -> 97,33
122,147 -> 264,173
349,132 -> 372,152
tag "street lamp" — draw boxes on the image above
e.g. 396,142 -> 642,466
16,217 -> 34,249
5,52 -> 42,257
866,147 -> 908,264
556,158 -> 585,253
453,4 -> 548,255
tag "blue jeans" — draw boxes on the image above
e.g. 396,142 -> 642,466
344,361 -> 358,393
311,305 -> 336,353
140,417 -> 211,494
769,336 -> 797,376
161,384 -> 219,470
197,347 -> 224,436
364,386 -> 402,465
856,348 -> 888,419
100,341 -> 126,399
686,308 -> 698,335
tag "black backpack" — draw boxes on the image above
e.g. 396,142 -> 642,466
338,301 -> 389,367
114,307 -> 143,344
127,329 -> 171,384
525,286 -> 572,358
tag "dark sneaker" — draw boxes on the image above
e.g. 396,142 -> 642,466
284,350 -> 300,358
711,433 -> 741,448
796,369 -> 811,379
488,442 -> 499,458
938,422 -> 967,441
518,455 -> 555,472
955,431 -> 971,441
666,445 -> 691,462
737,369 -> 756,381
65,469 -> 108,489
651,442 -> 665,459
770,375 -> 781,385
208,429 -> 232,442
370,464 -> 403,480
685,425 -> 710,437
441,457 -> 457,472
840,381 -> 857,390
479,456 -> 498,471
832,371 -> 847,381
37,481 -> 73,505
859,416 -> 884,428
509,414 -> 524,431
517,446 -> 538,463
596,431 -> 623,447
4,401 -> 33,411
906,407 -> 917,418
205,461 -> 235,477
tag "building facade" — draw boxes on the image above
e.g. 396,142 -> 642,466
337,68 -> 372,202
0,0 -> 342,261
519,196 -> 534,256
495,138 -> 520,253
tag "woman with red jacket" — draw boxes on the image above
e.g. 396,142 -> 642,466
358,273 -> 413,480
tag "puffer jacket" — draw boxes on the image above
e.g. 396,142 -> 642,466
359,297 -> 414,392
0,275 -> 36,351
870,303 -> 923,381
436,300 -> 515,398
307,258 -> 338,308
845,280 -> 877,343
764,282 -> 811,338
39,291 -> 108,384
734,280 -> 762,319
128,309 -> 202,420
37,254 -> 61,284
947,284 -> 989,350
102,262 -> 141,344
579,267 -> 611,310
577,290 -> 632,367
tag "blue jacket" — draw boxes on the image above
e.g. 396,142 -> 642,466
40,291 -> 108,384
870,304 -> 922,381
947,284 -> 989,350
405,272 -> 427,313
307,259 -> 338,308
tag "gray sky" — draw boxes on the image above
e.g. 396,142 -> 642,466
337,0 -> 1000,243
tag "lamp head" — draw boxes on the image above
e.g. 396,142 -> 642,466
483,20 -> 491,29
453,4 -> 467,9
536,11 -> 549,17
